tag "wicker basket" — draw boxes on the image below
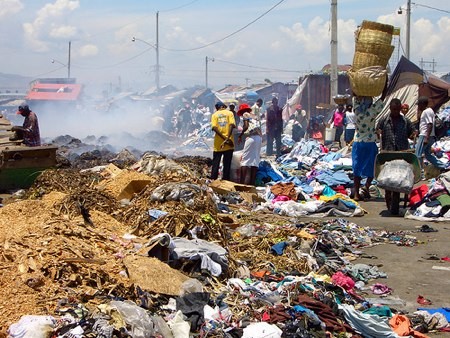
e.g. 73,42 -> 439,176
357,29 -> 393,45
356,42 -> 395,66
348,66 -> 387,97
352,51 -> 383,70
360,20 -> 394,34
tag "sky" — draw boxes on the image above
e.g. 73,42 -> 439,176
1,0 -> 449,94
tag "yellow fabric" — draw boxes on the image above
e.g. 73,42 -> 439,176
211,109 -> 236,152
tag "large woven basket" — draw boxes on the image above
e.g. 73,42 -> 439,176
356,42 -> 394,65
348,66 -> 387,97
355,21 -> 394,45
357,29 -> 393,45
360,20 -> 394,34
352,51 -> 383,70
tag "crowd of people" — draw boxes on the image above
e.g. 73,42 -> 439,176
207,94 -> 448,215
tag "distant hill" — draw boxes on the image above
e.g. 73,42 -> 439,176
0,73 -> 33,93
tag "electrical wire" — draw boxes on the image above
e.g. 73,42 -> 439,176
71,47 -> 154,70
412,2 -> 450,14
159,0 -> 200,13
212,58 -> 300,73
31,66 -> 67,79
158,0 -> 286,51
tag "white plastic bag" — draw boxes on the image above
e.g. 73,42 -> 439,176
377,159 -> 414,193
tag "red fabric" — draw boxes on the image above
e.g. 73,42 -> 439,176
331,271 -> 355,291
333,185 -> 348,195
409,184 -> 429,206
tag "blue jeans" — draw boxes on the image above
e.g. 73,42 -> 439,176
415,135 -> 445,169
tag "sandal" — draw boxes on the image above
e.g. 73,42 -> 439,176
419,224 -> 438,233
417,295 -> 432,305
361,187 -> 371,200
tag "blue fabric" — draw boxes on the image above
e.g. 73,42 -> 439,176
338,198 -> 357,209
345,128 -> 355,143
416,135 -> 446,169
352,141 -> 377,178
291,305 -> 323,326
256,160 -> 284,184
315,169 -> 352,186
321,151 -> 342,162
417,307 -> 450,321
271,241 -> 288,255
322,185 -> 336,196
148,209 -> 168,220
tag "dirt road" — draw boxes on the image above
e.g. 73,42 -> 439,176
306,198 -> 450,337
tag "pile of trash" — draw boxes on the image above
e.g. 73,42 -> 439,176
2,151 -> 449,338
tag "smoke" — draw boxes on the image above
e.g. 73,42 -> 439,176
28,93 -> 212,158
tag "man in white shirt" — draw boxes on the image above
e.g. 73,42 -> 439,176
251,98 -> 263,127
415,96 -> 445,170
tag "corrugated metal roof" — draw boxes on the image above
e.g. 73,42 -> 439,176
26,83 -> 82,101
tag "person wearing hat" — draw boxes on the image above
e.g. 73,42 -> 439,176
237,103 -> 262,185
401,103 -> 409,116
210,102 -> 236,180
10,105 -> 41,146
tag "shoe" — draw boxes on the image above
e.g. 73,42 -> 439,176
417,295 -> 432,305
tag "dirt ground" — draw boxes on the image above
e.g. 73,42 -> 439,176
1,191 -> 449,336
302,197 -> 450,337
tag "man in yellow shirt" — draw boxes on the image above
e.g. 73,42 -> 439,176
210,102 -> 236,180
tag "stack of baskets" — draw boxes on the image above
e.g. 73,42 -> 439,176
349,20 -> 395,97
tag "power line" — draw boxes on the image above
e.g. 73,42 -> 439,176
70,47 -> 154,70
212,58 -> 299,73
159,0 -> 286,52
413,2 -> 450,14
160,0 -> 200,13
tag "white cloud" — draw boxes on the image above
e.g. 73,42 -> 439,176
78,44 -> 98,57
23,0 -> 80,52
0,0 -> 23,18
49,25 -> 78,39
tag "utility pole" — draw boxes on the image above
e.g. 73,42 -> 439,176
67,41 -> 71,79
406,0 -> 411,59
155,11 -> 160,91
419,58 -> 437,72
330,0 -> 338,103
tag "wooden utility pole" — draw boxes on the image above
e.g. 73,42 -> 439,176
330,0 -> 338,103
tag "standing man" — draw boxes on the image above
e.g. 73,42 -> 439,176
344,104 -> 356,145
251,98 -> 263,127
229,103 -> 240,128
10,105 -> 41,147
291,104 -> 309,141
376,98 -> 416,213
210,102 -> 236,180
415,96 -> 446,170
266,97 -> 283,157
352,96 -> 383,201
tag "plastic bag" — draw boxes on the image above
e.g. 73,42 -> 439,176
110,300 -> 154,338
179,278 -> 203,296
7,315 -> 56,338
377,159 -> 414,193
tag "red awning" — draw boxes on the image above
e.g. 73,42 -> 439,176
26,83 -> 82,101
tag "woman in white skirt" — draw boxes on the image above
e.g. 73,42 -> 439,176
237,103 -> 262,185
